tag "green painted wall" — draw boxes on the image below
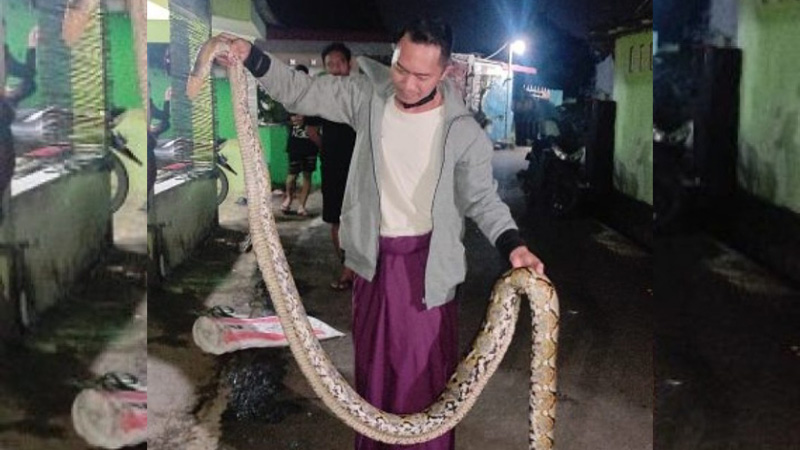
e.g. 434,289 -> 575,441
260,125 -> 289,186
737,0 -> 800,212
613,31 -> 654,205
147,20 -> 171,43
211,0 -> 252,22
107,13 -> 142,110
258,124 -> 322,188
214,79 -> 322,189
107,13 -> 147,206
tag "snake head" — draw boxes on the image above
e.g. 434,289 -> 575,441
187,35 -> 231,100
62,0 -> 101,47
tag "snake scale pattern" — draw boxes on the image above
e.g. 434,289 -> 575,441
187,34 -> 560,449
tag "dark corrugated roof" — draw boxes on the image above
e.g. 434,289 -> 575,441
266,28 -> 393,43
257,0 -> 387,32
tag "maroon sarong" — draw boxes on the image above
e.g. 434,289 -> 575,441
352,233 -> 458,450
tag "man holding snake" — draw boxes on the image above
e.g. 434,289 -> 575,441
216,17 -> 545,450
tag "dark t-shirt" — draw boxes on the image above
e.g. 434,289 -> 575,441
318,119 -> 356,173
317,119 -> 356,223
287,116 -> 320,158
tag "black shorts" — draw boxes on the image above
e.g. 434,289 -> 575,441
288,154 -> 317,175
321,164 -> 349,224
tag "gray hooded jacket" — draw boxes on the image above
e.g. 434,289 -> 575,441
249,53 -> 520,308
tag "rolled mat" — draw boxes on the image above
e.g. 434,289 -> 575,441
193,312 -> 345,355
71,383 -> 147,449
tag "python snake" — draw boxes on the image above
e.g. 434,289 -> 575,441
188,34 -> 560,449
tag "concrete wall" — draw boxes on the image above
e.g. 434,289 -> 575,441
1,0 -> 111,330
613,31 -> 654,205
10,171 -> 111,313
150,179 -> 217,273
737,0 -> 800,213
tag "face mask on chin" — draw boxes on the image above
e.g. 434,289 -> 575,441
398,87 -> 437,109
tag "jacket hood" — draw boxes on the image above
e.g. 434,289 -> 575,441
356,56 -> 471,121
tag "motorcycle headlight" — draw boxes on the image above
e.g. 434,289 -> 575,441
552,145 -> 568,160
653,128 -> 666,143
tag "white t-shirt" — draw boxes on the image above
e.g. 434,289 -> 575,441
378,97 -> 445,237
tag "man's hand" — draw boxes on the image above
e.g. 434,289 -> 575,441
509,246 -> 545,275
290,114 -> 305,127
213,33 -> 252,68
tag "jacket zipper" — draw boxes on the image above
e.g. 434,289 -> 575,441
369,97 -> 381,265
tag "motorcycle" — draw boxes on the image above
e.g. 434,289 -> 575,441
108,129 -> 143,213
519,135 -> 587,218
653,120 -> 697,233
9,106 -> 72,154
518,107 -> 590,218
9,106 -> 139,213
153,138 -> 235,205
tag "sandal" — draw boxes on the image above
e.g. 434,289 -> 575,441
280,204 -> 292,214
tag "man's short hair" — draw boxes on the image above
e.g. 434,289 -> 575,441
321,42 -> 351,62
294,64 -> 309,74
395,17 -> 453,65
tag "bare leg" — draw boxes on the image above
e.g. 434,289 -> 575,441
330,223 -> 342,261
282,173 -> 297,211
297,171 -> 312,215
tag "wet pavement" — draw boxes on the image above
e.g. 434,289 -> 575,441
655,234 -> 800,449
147,147 -> 654,450
0,202 -> 147,450
4,146 -> 797,450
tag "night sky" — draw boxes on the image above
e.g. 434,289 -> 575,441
260,0 -> 649,94
262,0 -> 650,53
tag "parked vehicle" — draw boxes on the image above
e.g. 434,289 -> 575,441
153,138 -> 234,205
518,104 -> 590,217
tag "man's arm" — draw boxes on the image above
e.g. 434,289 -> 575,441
4,27 -> 39,106
455,121 -> 545,274
240,44 -> 366,127
4,47 -> 36,105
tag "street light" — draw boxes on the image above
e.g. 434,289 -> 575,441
506,39 -> 526,147
510,39 -> 526,56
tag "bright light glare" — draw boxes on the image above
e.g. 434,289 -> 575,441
511,39 -> 526,55
147,1 -> 170,20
